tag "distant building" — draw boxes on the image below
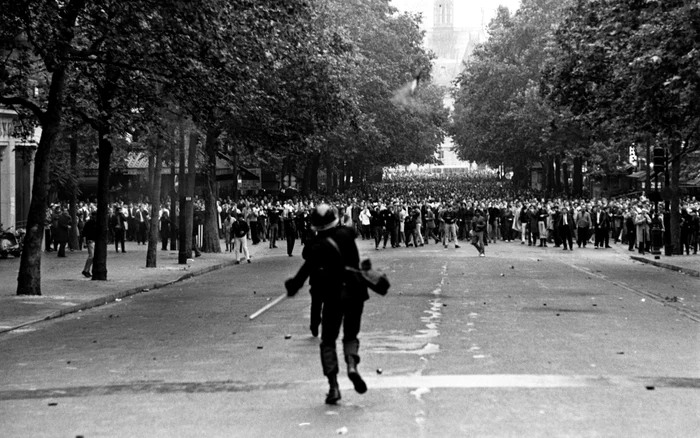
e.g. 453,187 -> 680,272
0,109 -> 36,229
392,0 -> 488,172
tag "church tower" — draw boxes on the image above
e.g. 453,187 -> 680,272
432,1 -> 456,59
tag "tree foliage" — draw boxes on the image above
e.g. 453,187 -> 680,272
450,1 -> 571,175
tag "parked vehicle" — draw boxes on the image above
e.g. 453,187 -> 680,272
0,224 -> 24,258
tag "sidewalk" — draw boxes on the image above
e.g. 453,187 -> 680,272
0,239 -> 276,334
628,251 -> 700,278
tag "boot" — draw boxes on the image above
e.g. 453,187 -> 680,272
346,356 -> 367,394
325,374 -> 341,404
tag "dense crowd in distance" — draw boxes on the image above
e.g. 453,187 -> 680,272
44,173 -> 700,259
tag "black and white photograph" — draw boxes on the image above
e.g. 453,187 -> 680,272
1,0 -> 699,436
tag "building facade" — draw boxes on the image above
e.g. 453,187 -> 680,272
0,109 -> 35,230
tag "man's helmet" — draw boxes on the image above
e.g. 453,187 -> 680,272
310,204 -> 338,231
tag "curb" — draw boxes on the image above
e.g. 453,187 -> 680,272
630,256 -> 700,278
0,258 -> 240,335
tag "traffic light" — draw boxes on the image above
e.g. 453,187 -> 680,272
653,147 -> 665,173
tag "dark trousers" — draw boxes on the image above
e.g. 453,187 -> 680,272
310,289 -> 323,333
320,296 -> 364,377
577,227 -> 589,247
595,227 -> 609,247
382,225 -> 397,247
559,226 -> 573,249
286,232 -> 295,255
426,226 -> 439,243
361,224 -> 370,239
57,241 -> 67,257
628,231 -> 636,251
269,224 -> 279,248
45,229 -> 53,251
372,226 -> 382,248
250,222 -> 259,244
138,222 -> 148,244
258,220 -> 267,242
114,229 -> 125,252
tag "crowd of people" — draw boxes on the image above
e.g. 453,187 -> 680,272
42,174 -> 700,273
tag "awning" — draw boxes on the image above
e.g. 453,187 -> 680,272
627,170 -> 647,180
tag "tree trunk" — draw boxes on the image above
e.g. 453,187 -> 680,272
92,127 -> 113,281
670,138 -> 681,254
352,163 -> 360,186
310,153 -> 320,192
573,156 -> 583,196
170,132 -> 177,251
231,145 -> 239,200
300,156 -> 311,196
325,157 -> 333,194
146,148 -> 163,267
562,161 -> 570,197
69,136 -> 79,250
202,127 -> 221,253
555,154 -> 562,193
339,161 -> 346,192
16,68 -> 69,295
178,131 -> 196,264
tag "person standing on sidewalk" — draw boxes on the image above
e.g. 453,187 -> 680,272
160,210 -> 171,251
231,214 -> 251,264
624,207 -> 636,251
55,206 -> 72,257
284,211 -> 297,256
268,204 -> 281,249
285,204 -> 370,405
110,205 -> 127,253
82,211 -> 97,278
634,207 -> 651,254
690,207 -> 699,255
222,212 -> 234,252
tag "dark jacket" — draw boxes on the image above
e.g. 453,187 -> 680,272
296,226 -> 367,301
231,220 -> 250,238
83,217 -> 98,242
54,212 -> 72,243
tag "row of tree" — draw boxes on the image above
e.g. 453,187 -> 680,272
1,0 -> 449,295
450,0 -> 699,253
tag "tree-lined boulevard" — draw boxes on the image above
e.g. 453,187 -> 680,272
1,241 -> 698,437
2,0 -> 700,435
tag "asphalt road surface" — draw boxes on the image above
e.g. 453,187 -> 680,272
1,240 -> 699,437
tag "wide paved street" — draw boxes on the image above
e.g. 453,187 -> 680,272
1,240 -> 699,437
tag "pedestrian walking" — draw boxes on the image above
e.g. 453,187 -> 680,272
285,204 -> 371,405
231,214 -> 251,264
55,206 -> 72,257
470,209 -> 486,256
160,210 -> 171,251
223,212 -> 234,252
110,205 -> 127,253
